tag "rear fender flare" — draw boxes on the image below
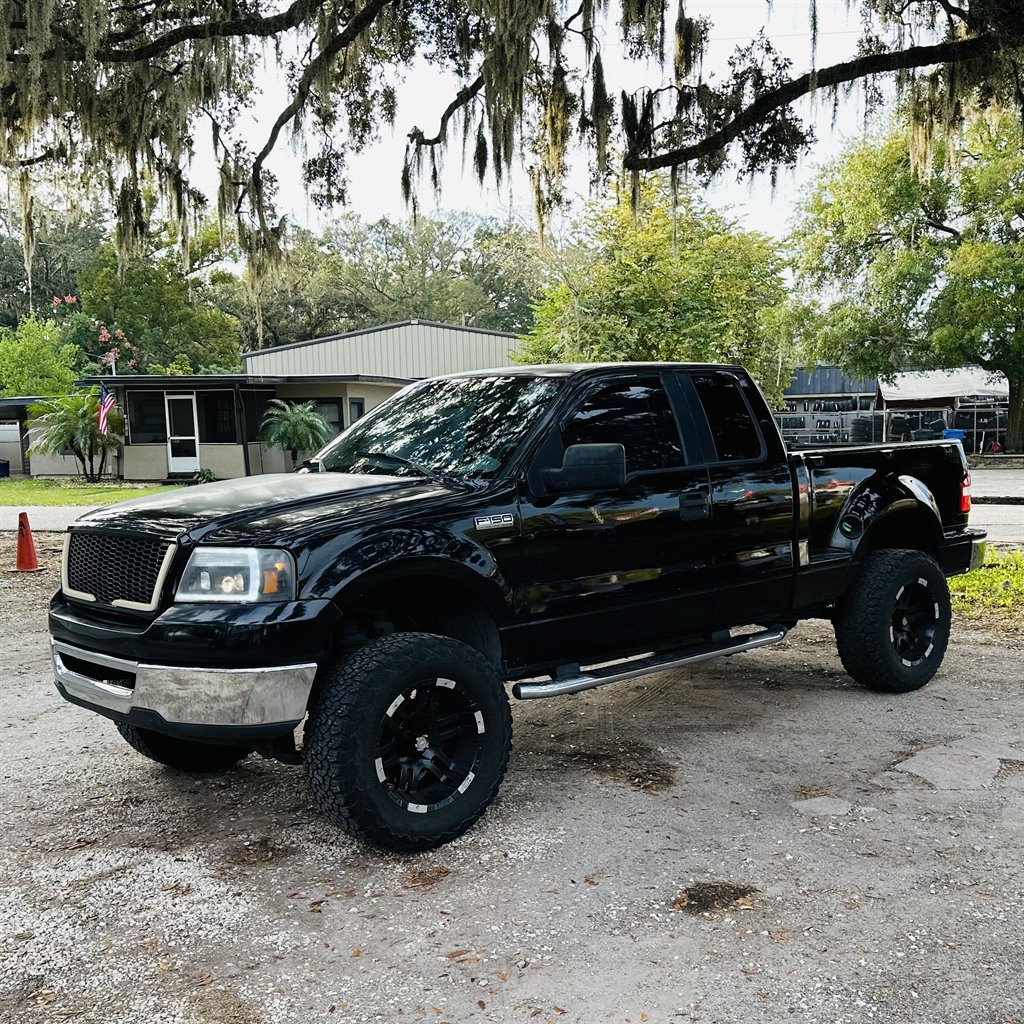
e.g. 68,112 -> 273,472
833,474 -> 943,558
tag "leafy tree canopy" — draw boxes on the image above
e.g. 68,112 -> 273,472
520,177 -> 794,405
0,315 -> 78,396
4,1 -> 1021,265
75,245 -> 243,373
792,114 -> 1024,450
0,197 -> 106,327
210,214 -> 542,349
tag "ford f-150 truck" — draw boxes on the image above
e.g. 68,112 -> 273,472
50,364 -> 986,850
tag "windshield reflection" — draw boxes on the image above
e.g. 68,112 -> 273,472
315,375 -> 563,481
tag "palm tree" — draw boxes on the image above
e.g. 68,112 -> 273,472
28,391 -> 124,482
260,399 -> 333,469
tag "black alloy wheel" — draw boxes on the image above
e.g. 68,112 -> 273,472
304,632 -> 512,851
889,577 -> 940,667
376,678 -> 485,813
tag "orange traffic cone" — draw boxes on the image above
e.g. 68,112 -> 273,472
16,512 -> 41,571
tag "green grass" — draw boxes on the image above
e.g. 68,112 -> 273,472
0,477 -> 176,506
950,548 -> 1024,620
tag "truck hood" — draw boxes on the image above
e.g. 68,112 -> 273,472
71,473 -> 454,541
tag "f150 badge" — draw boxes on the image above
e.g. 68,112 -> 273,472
474,513 -> 516,530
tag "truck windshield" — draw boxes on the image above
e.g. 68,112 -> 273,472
315,374 -> 563,481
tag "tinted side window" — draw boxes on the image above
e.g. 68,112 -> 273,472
563,379 -> 684,473
690,373 -> 762,461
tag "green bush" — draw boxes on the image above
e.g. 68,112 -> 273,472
950,548 -> 1024,618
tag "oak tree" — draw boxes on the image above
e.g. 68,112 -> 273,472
2,1 -> 1021,264
521,178 -> 793,405
793,115 -> 1024,451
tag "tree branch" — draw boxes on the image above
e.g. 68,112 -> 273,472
407,75 -> 484,148
244,0 -> 396,217
923,217 -> 962,240
624,32 -> 1002,172
103,0 -> 321,61
5,149 -> 56,168
934,0 -> 971,26
7,0 -> 321,65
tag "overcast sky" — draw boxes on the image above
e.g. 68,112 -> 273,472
226,1 -> 889,239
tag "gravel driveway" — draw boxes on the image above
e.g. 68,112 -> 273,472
2,536 -> 1022,1024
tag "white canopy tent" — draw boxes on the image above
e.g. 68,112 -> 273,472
878,368 -> 1009,404
878,368 -> 1009,449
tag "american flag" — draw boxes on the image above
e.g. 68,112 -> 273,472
98,383 -> 115,436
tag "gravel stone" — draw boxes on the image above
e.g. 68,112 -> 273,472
2,534 -> 1023,1023
789,797 -> 855,816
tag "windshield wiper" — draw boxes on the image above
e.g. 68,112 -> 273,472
361,451 -> 471,489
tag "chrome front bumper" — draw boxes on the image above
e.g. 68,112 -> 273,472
52,640 -> 317,728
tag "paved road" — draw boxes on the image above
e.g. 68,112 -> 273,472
969,502 -> 1024,544
972,467 -> 1023,500
1,505 -> 102,533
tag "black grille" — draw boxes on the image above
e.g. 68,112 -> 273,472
66,532 -> 172,607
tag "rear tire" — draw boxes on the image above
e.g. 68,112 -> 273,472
116,723 -> 251,772
303,632 -> 512,852
834,549 -> 951,693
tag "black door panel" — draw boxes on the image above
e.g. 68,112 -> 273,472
681,370 -> 796,624
706,463 -> 795,622
509,375 -> 713,668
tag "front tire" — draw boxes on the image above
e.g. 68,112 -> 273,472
303,632 -> 512,852
834,548 -> 951,693
115,723 -> 252,772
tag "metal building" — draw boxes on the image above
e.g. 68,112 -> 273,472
25,321 -> 524,481
243,319 -> 522,379
776,366 -> 880,447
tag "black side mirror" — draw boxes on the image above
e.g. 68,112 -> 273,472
542,443 -> 626,493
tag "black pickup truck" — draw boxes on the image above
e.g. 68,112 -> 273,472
50,364 -> 985,850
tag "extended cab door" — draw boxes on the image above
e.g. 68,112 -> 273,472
677,369 -> 796,625
506,373 -> 713,667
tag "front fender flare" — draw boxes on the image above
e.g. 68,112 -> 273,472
301,528 -> 513,623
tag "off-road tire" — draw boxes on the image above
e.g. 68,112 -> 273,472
303,632 -> 512,852
834,549 -> 951,693
115,723 -> 252,772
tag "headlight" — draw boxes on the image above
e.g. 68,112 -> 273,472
175,547 -> 296,603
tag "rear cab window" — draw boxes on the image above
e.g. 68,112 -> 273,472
685,371 -> 765,463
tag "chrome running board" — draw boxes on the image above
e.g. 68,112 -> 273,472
511,626 -> 788,701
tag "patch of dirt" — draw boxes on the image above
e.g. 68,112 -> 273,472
998,760 -> 1024,777
671,881 -> 759,915
796,784 -> 831,799
192,987 -> 269,1024
563,739 -> 677,793
889,737 -> 945,769
955,608 -> 1024,640
223,836 -> 293,865
0,533 -> 62,631
403,864 -> 450,889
